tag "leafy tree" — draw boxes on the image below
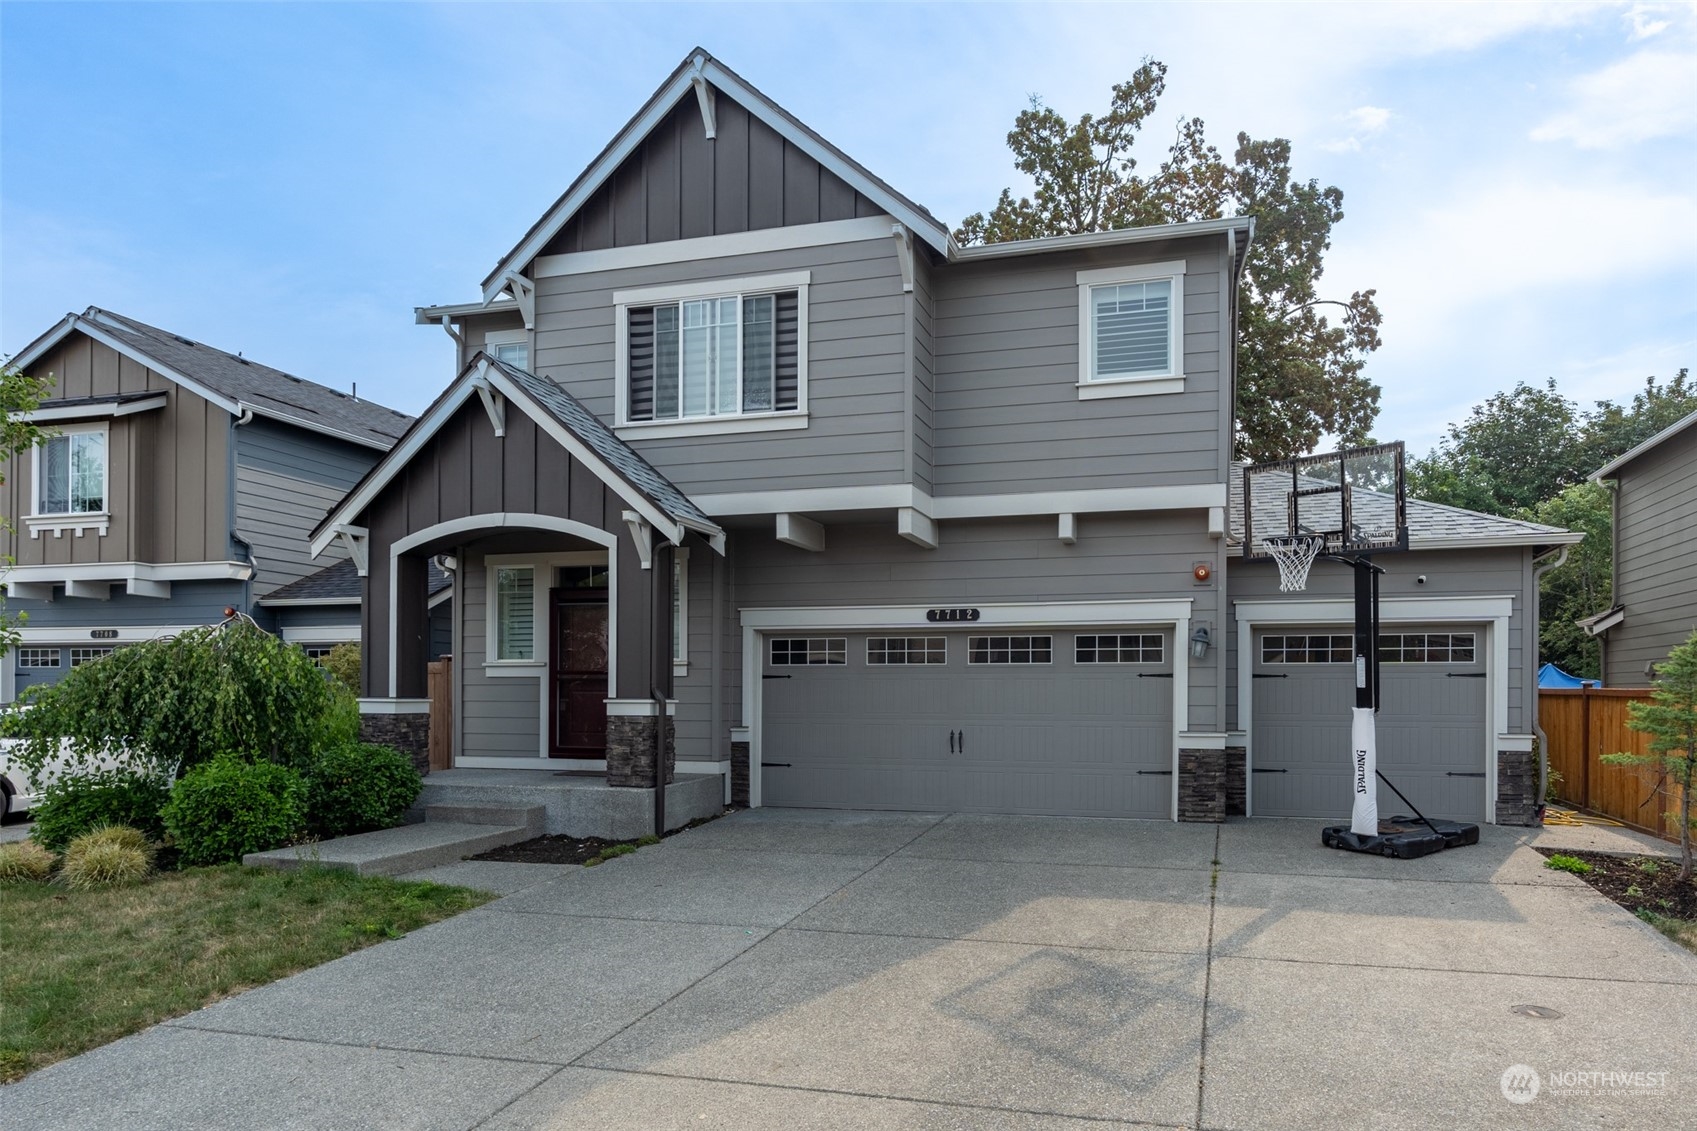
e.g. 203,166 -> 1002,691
1527,482 -> 1612,679
1603,630 -> 1697,881
1407,379 -> 1583,516
4,617 -> 358,782
1577,368 -> 1695,475
322,641 -> 361,691
0,361 -> 53,656
955,59 -> 1383,463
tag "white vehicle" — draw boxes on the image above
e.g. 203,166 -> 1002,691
0,715 -> 126,821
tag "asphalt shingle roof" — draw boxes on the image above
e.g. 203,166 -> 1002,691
485,355 -> 716,529
81,308 -> 413,448
1228,464 -> 1574,550
262,557 -> 451,605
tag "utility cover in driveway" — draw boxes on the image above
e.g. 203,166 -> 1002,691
1252,625 -> 1488,821
761,629 -> 1173,817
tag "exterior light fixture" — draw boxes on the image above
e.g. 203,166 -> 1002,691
1190,623 -> 1212,660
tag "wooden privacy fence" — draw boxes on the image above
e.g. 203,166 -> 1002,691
427,657 -> 453,772
1540,687 -> 1683,841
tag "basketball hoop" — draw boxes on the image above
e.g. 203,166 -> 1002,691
1264,534 -> 1325,592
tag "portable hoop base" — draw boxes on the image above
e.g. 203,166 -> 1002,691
1323,817 -> 1481,859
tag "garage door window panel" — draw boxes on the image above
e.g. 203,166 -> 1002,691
1379,632 -> 1476,663
968,636 -> 1052,664
771,638 -> 846,666
867,637 -> 946,665
1076,634 -> 1163,664
1261,634 -> 1353,664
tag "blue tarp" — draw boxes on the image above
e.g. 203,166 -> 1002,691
1539,663 -> 1600,688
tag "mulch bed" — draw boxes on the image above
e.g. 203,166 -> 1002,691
1534,847 -> 1697,921
468,810 -> 731,865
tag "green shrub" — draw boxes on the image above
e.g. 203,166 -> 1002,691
307,743 -> 423,838
59,835 -> 150,890
162,757 -> 308,867
322,642 -> 361,692
0,840 -> 56,882
5,619 -> 357,781
29,769 -> 172,851
1544,853 -> 1593,875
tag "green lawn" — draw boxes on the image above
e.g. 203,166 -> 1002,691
0,865 -> 493,1082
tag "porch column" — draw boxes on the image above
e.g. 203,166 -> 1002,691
393,553 -> 431,699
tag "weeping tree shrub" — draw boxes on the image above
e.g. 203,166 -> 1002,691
4,618 -> 358,786
1604,629 -> 1697,882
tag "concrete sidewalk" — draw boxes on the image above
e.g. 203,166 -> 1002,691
5,811 -> 1691,1129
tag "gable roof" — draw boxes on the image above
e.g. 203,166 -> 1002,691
9,307 -> 412,450
1229,465 -> 1581,552
479,48 -> 952,301
311,352 -> 723,557
259,556 -> 451,606
1591,407 -> 1697,480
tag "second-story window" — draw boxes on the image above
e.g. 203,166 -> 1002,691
615,272 -> 809,430
484,330 -> 529,371
35,425 -> 106,516
1075,261 -> 1185,398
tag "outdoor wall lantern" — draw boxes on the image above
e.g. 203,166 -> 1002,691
1189,623 -> 1212,661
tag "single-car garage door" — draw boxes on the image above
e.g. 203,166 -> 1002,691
761,629 -> 1174,817
1252,625 -> 1487,821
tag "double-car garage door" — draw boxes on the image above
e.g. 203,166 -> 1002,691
761,628 -> 1173,818
1252,625 -> 1488,822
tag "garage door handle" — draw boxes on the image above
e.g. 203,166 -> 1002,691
1253,673 -> 1288,679
763,674 -> 792,680
1137,672 -> 1174,679
761,762 -> 792,768
1252,767 -> 1288,773
949,730 -> 956,753
1446,771 -> 1486,777
1446,672 -> 1487,678
1137,770 -> 1173,776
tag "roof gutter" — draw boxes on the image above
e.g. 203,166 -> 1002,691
949,215 -> 1255,263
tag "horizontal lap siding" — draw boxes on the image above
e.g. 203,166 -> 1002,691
728,513 -> 1221,733
459,555 -> 541,757
673,543 -> 716,762
532,237 -> 908,495
1609,427 -> 1697,685
5,336 -> 226,567
931,242 -> 1226,495
912,254 -> 936,494
1225,548 -> 1530,732
234,420 -> 379,595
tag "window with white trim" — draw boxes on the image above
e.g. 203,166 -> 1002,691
616,273 -> 809,431
484,329 -> 529,371
770,638 -> 845,666
494,566 -> 535,661
1379,632 -> 1476,663
70,646 -> 114,667
1076,261 -> 1184,397
867,637 -> 946,665
17,647 -> 60,669
34,424 -> 107,515
968,636 -> 1053,664
300,645 -> 337,663
1076,634 -> 1164,664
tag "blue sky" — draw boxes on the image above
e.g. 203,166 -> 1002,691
3,2 -> 1692,455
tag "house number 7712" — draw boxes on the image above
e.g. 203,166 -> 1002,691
925,608 -> 981,622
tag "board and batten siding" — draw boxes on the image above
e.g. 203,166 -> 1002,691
930,239 -> 1228,495
1225,547 -> 1534,733
1607,424 -> 1697,686
1,334 -> 230,568
539,93 -> 882,256
528,236 -> 909,496
716,514 -> 1222,733
235,418 -> 380,596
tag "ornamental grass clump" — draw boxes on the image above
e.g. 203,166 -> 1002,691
60,829 -> 151,890
0,840 -> 57,883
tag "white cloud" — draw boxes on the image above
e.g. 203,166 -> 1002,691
1626,3 -> 1674,39
1531,47 -> 1697,147
1321,105 -> 1393,152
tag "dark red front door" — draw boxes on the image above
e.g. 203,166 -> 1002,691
550,590 -> 608,756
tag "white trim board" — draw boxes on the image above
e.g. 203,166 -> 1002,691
739,599 -> 1195,816
12,624 -> 204,644
536,217 -> 892,280
280,625 -> 361,644
689,482 -> 1227,520
21,394 -> 167,422
1233,594 -> 1515,823
5,560 -> 253,587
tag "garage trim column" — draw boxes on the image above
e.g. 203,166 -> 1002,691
740,599 -> 1195,817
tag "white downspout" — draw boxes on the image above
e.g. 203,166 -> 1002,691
1531,545 -> 1571,804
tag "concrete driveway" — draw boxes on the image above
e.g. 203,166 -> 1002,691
7,812 -> 1693,1130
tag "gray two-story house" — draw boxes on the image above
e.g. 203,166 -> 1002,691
1,307 -> 438,702
1583,408 -> 1697,685
319,49 -> 1575,827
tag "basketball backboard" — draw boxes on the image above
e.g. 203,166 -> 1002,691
1242,441 -> 1408,562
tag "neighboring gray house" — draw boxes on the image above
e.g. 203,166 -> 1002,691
1,307 -> 419,700
317,48 -> 1575,826
1584,408 -> 1697,685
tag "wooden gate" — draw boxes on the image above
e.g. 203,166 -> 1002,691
1540,686 -> 1682,840
427,656 -> 453,772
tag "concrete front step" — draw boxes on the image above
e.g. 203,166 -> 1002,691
424,803 -> 544,831
243,820 -> 535,878
414,771 -> 725,839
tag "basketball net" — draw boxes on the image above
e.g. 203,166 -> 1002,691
1264,535 -> 1325,593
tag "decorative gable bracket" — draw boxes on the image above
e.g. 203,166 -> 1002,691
333,524 -> 371,577
690,54 -> 717,139
489,271 -> 537,330
891,223 -> 915,293
471,360 -> 506,438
